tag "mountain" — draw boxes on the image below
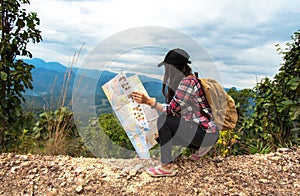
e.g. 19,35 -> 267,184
23,58 -> 68,73
22,58 -> 162,95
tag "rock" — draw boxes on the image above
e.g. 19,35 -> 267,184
47,188 -> 58,196
134,163 -> 144,171
74,168 -> 82,175
121,167 -> 129,174
259,179 -> 269,184
21,161 -> 31,167
30,168 -> 38,174
75,185 -> 83,193
18,155 -> 28,161
294,183 -> 300,188
10,166 -> 20,173
269,156 -> 281,161
129,170 -> 137,176
87,165 -> 95,170
277,148 -> 292,153
60,182 -> 67,187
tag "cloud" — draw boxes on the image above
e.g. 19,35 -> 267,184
25,0 -> 300,89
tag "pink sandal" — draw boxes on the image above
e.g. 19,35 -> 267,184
189,153 -> 202,161
189,146 -> 212,161
146,165 -> 178,177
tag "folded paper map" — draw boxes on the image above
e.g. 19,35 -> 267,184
102,72 -> 159,158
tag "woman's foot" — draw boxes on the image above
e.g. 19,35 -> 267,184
146,164 -> 178,177
189,146 -> 212,161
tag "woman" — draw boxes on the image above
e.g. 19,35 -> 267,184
132,48 -> 219,177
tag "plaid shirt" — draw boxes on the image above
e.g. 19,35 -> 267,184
163,76 -> 217,133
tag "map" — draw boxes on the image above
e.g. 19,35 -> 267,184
102,72 -> 159,158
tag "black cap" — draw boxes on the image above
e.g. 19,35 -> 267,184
157,48 -> 191,67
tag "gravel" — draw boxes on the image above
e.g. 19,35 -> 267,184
0,147 -> 300,195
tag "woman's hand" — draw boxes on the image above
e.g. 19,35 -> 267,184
131,91 -> 156,106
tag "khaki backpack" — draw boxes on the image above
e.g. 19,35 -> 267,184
196,76 -> 238,131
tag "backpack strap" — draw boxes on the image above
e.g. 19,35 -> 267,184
192,72 -> 212,121
194,72 -> 199,78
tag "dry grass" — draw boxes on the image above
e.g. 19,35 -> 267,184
42,45 -> 84,156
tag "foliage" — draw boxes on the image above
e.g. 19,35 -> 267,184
243,30 -> 300,153
98,113 -> 134,152
32,107 -> 85,156
0,0 -> 42,149
4,111 -> 36,152
214,129 -> 241,156
227,88 -> 254,122
79,114 -> 135,158
248,140 -> 272,154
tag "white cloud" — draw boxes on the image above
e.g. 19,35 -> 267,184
24,0 -> 300,88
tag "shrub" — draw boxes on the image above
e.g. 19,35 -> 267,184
242,30 -> 300,153
32,107 -> 83,156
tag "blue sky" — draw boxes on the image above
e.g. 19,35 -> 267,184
25,0 -> 300,89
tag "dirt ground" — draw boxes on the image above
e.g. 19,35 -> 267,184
0,147 -> 300,196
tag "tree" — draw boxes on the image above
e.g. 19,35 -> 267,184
243,30 -> 300,152
0,0 -> 42,149
227,88 -> 254,124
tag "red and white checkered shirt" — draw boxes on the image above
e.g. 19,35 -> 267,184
163,76 -> 217,133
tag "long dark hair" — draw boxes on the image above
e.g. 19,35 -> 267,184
162,63 -> 192,103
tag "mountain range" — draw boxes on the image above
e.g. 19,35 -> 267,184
21,58 -> 164,113
22,58 -> 162,95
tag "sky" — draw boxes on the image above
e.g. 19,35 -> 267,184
24,0 -> 300,89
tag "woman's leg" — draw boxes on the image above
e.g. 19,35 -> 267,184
157,114 -> 206,164
157,115 -> 178,164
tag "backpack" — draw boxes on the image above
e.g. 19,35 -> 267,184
194,73 -> 238,131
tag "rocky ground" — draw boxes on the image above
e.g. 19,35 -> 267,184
0,147 -> 300,196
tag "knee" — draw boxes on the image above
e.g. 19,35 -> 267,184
157,114 -> 167,130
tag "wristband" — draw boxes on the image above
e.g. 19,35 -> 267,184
151,101 -> 157,109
